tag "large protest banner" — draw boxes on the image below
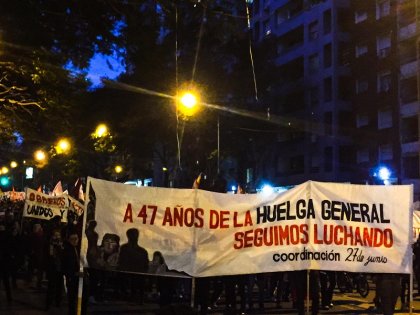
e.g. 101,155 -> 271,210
23,188 -> 69,222
81,178 -> 413,277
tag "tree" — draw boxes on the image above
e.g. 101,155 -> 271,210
0,0 -> 126,151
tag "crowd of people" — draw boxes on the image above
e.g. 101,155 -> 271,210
1,192 -> 420,315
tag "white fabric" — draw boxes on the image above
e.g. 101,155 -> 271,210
82,178 -> 413,276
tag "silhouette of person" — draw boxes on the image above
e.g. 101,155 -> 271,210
118,228 -> 149,303
62,231 -> 80,315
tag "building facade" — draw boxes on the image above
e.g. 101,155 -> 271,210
251,0 -> 354,187
251,0 -> 420,199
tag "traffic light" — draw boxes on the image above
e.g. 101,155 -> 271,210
0,176 -> 10,187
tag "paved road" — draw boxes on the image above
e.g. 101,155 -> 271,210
2,279 -> 420,314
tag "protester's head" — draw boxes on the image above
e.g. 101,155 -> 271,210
51,215 -> 61,225
33,223 -> 43,234
152,251 -> 165,265
68,232 -> 79,247
101,233 -> 120,255
126,228 -> 139,244
52,229 -> 61,241
51,229 -> 62,245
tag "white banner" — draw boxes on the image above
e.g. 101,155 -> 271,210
82,178 -> 413,277
23,188 -> 68,222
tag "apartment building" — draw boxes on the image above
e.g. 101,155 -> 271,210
398,0 -> 420,198
350,0 -> 400,185
251,0 -> 355,186
251,0 -> 420,199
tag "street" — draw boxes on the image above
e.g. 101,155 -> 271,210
2,278 -> 420,315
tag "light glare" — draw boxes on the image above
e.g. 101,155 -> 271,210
115,165 -> 123,173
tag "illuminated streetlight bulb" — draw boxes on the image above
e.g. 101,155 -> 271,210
178,91 -> 200,117
34,150 -> 46,162
94,124 -> 109,138
180,92 -> 197,108
115,165 -> 123,174
56,138 -> 71,154
1,166 -> 9,174
10,161 -> 18,168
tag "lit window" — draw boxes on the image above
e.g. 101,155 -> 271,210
376,0 -> 390,19
355,11 -> 367,24
377,34 -> 391,58
356,114 -> 369,128
308,53 -> 319,72
357,149 -> 369,163
356,79 -> 368,94
263,19 -> 271,36
378,109 -> 392,129
377,71 -> 392,93
355,44 -> 368,57
379,144 -> 393,161
308,21 -> 319,40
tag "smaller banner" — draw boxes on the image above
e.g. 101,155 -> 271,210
24,188 -> 68,222
3,190 -> 26,201
68,195 -> 84,224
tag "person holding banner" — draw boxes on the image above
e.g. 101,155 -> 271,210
375,273 -> 401,315
0,222 -> 12,306
413,235 -> 420,294
118,228 -> 149,304
291,270 -> 320,315
45,229 -> 64,310
62,231 -> 80,315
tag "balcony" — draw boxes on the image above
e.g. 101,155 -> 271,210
399,22 -> 417,41
400,60 -> 418,78
400,100 -> 420,117
402,141 -> 420,154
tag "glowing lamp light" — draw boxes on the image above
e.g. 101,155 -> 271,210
180,92 -> 197,108
115,165 -> 123,174
35,150 -> 46,162
10,161 -> 18,168
56,138 -> 71,154
178,91 -> 200,116
1,166 -> 9,174
0,176 -> 9,187
378,167 -> 391,181
94,124 -> 109,138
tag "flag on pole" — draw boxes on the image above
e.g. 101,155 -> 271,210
72,178 -> 85,201
51,181 -> 63,196
192,173 -> 202,189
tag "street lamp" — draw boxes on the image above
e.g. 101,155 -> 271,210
34,149 -> 47,168
93,123 -> 109,138
114,165 -> 123,174
34,149 -> 46,162
55,138 -> 71,155
178,91 -> 199,116
10,161 -> 18,168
